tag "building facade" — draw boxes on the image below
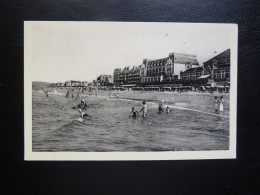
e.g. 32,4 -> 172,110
203,49 -> 230,81
113,52 -> 199,86
140,52 -> 199,84
180,67 -> 203,80
96,75 -> 113,86
113,66 -> 141,86
179,49 -> 230,84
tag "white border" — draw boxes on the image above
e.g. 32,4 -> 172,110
24,22 -> 237,161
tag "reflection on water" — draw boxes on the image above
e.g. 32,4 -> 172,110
32,90 -> 229,152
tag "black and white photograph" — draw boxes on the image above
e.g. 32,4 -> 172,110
24,22 -> 237,160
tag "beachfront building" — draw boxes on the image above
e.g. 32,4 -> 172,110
180,49 -> 230,83
96,75 -> 113,86
113,66 -> 141,86
64,80 -> 82,87
180,67 -> 203,80
113,52 -> 199,86
81,81 -> 89,87
113,68 -> 122,85
202,49 -> 230,81
140,52 -> 199,84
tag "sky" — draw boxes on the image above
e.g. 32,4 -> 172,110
29,22 -> 234,83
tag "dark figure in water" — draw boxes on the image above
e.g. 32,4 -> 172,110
158,100 -> 164,113
66,91 -> 70,98
166,106 -> 170,114
78,100 -> 87,109
72,103 -> 76,109
45,91 -> 48,97
129,107 -> 138,118
71,94 -> 74,98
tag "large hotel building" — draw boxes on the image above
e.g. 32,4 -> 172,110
113,52 -> 199,86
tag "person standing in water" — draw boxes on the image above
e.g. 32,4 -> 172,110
117,92 -> 120,99
158,100 -> 164,113
140,100 -> 147,117
218,96 -> 224,114
129,107 -> 138,118
214,96 -> 219,113
166,106 -> 170,114
66,90 -> 70,98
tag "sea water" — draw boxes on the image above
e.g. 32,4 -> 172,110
32,90 -> 229,151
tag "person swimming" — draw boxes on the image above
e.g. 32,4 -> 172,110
158,100 -> 164,113
166,106 -> 170,114
129,107 -> 138,118
78,109 -> 89,118
72,103 -> 76,109
140,100 -> 147,117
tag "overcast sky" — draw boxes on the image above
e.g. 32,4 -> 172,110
29,22 -> 233,83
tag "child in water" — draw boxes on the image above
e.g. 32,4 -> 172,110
117,92 -> 119,99
218,96 -> 224,114
158,100 -> 164,113
140,100 -> 147,117
166,106 -> 170,114
214,96 -> 219,113
129,107 -> 138,118
78,109 -> 89,118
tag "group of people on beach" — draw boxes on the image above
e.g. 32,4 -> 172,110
66,90 -> 80,98
214,96 -> 224,114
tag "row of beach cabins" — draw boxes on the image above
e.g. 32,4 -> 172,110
53,85 -> 229,93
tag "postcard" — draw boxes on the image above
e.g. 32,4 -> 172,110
24,21 -> 237,160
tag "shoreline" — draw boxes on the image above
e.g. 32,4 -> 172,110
34,88 -> 230,117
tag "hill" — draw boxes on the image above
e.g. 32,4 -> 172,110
32,81 -> 51,91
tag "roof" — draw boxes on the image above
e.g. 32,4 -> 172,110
203,49 -> 230,65
171,52 -> 197,57
182,67 -> 203,73
147,57 -> 168,63
198,74 -> 211,79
